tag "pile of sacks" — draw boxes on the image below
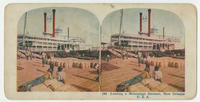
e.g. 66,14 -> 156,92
72,62 -> 83,69
17,51 -> 26,59
18,72 -> 78,92
32,53 -> 42,59
17,50 -> 42,59
128,78 -> 179,92
141,59 -> 162,67
31,79 -> 79,92
168,62 -> 179,68
46,60 -> 66,68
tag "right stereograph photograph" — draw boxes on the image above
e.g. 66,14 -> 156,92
100,8 -> 185,92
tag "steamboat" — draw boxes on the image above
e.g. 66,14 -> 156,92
110,9 -> 182,52
17,9 -> 85,53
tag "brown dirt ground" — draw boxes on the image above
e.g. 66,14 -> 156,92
17,56 -> 184,92
100,57 -> 185,92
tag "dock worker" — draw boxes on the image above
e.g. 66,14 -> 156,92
48,61 -> 54,77
42,52 -> 46,67
126,51 -> 128,59
116,66 -> 151,92
57,63 -> 63,72
122,52 -> 125,60
152,65 -> 162,82
29,50 -> 32,60
95,63 -> 100,81
145,58 -> 150,70
47,56 -> 55,77
25,50 -> 29,60
95,63 -> 100,70
137,52 -> 142,66
56,63 -> 66,84
106,54 -> 110,62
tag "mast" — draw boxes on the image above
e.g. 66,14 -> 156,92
22,12 -> 28,48
68,27 -> 69,40
118,9 -> 124,47
98,25 -> 102,92
163,27 -> 165,49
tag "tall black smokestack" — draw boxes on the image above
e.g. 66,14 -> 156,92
44,12 -> 47,32
140,12 -> 142,33
52,9 -> 56,37
148,9 -> 151,37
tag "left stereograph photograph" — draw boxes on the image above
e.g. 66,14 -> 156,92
17,7 -> 101,92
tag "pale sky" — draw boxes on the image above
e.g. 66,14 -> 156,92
18,7 -> 100,48
18,7 -> 185,48
102,8 -> 185,48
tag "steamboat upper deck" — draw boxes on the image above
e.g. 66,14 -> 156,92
17,35 -> 85,52
110,33 -> 181,51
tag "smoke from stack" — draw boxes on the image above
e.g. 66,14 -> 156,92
148,9 -> 151,37
52,9 -> 56,37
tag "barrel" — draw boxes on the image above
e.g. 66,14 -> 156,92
150,61 -> 154,66
168,62 -> 171,67
158,62 -> 162,67
46,60 -> 49,65
155,62 -> 158,66
171,62 -> 175,68
141,59 -> 144,64
72,62 -> 75,68
63,63 -> 65,68
83,63 -> 85,69
74,62 -> 77,68
175,62 -> 179,68
79,63 -> 83,69
58,62 -> 60,67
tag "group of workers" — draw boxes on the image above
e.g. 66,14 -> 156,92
138,51 -> 163,82
41,52 -> 66,84
116,52 -> 163,92
18,52 -> 66,91
116,64 -> 163,92
20,50 -> 163,92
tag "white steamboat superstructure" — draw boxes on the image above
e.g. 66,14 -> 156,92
110,9 -> 181,51
17,9 -> 86,52
17,34 -> 85,52
110,33 -> 181,51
